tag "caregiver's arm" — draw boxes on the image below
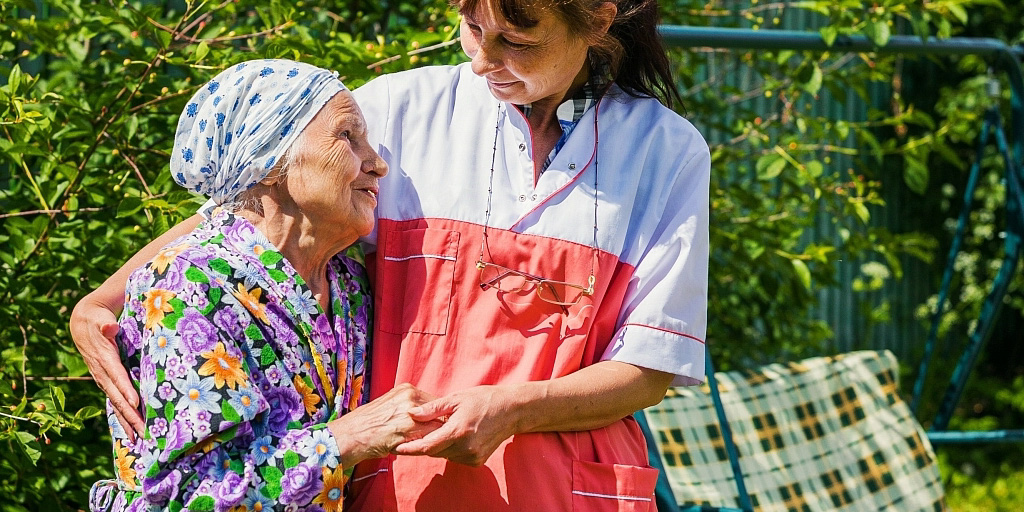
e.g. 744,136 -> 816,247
394,361 -> 673,466
69,214 -> 202,441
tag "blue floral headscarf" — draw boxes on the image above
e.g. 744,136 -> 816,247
170,59 -> 348,204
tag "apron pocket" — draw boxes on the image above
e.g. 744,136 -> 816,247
379,228 -> 459,335
571,460 -> 659,512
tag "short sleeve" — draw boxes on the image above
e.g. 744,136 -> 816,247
601,145 -> 710,386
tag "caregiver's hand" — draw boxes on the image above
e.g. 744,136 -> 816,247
70,295 -> 143,442
69,215 -> 201,443
330,383 -> 444,468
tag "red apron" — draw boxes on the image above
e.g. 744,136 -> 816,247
347,218 -> 658,511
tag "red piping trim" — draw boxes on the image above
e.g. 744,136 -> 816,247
619,323 -> 706,345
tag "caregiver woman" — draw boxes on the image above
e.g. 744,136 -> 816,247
72,0 -> 710,509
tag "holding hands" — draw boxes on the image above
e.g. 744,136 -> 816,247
395,385 -> 524,466
328,383 -> 445,467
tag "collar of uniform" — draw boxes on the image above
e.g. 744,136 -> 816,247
516,69 -> 608,128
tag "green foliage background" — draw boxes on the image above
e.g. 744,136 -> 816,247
0,0 -> 1021,509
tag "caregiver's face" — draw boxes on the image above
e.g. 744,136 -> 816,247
285,91 -> 387,239
459,0 -> 590,108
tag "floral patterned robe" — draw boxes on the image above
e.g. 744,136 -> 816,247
89,210 -> 371,512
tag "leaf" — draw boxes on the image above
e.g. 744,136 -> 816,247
819,26 -> 838,47
194,41 -> 210,62
864,20 -> 891,47
261,344 -> 275,366
776,50 -> 794,66
74,405 -> 104,421
153,210 -> 170,235
188,496 -> 215,511
791,259 -> 812,291
259,250 -> 283,266
904,157 -> 929,194
245,324 -> 264,341
947,4 -> 968,24
221,402 -> 241,423
127,114 -> 139,140
834,120 -> 850,140
50,386 -> 65,412
8,64 -> 23,96
260,466 -> 284,500
805,160 -> 824,178
56,350 -> 89,378
209,258 -> 233,276
853,202 -> 871,224
116,197 -> 143,217
186,266 -> 210,283
267,268 -> 288,283
756,154 -> 787,180
800,63 -> 823,96
15,431 -> 41,465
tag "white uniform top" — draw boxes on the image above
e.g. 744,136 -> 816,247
355,63 -> 709,387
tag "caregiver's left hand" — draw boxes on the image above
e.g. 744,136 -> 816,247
392,385 -> 521,466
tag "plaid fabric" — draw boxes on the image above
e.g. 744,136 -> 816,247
644,350 -> 947,512
517,71 -> 607,174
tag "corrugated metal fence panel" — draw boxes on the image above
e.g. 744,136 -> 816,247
672,5 -> 933,361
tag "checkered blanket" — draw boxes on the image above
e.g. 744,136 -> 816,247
643,350 -> 947,511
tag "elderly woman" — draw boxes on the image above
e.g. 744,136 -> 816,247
88,60 -> 438,512
77,0 -> 710,509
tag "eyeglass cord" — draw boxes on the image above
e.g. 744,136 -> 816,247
478,101 -> 600,285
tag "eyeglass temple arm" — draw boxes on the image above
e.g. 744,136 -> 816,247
477,261 -> 514,290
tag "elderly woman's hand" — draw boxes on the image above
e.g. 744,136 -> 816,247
328,383 -> 444,468
69,295 -> 144,441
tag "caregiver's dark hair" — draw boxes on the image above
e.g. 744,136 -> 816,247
453,0 -> 683,109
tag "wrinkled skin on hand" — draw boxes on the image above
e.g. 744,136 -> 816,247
329,383 -> 444,467
392,385 -> 521,467
69,297 -> 144,442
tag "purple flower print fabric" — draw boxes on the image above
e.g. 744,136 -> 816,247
89,210 -> 370,512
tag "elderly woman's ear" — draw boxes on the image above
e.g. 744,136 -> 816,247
260,165 -> 287,186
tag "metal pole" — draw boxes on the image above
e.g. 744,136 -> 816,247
658,25 -> 1024,57
657,25 -> 1024,167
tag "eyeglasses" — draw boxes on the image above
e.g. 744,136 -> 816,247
476,101 -> 601,311
475,259 -> 596,307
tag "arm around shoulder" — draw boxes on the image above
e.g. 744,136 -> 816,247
69,213 -> 203,441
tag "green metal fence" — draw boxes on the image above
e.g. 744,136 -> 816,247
661,21 -> 1024,362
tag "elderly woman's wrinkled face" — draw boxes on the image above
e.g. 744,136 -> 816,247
282,91 -> 386,239
460,0 -> 590,108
